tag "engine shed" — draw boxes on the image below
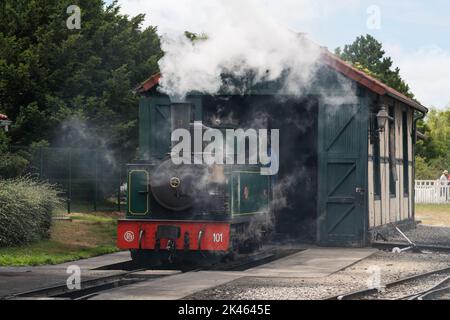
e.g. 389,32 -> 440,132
134,49 -> 427,248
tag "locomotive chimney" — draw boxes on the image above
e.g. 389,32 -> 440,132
170,102 -> 193,134
170,102 -> 194,164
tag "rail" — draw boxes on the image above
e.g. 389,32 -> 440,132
325,266 -> 450,300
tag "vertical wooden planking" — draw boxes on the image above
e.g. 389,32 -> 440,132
317,94 -> 368,246
138,97 -> 151,160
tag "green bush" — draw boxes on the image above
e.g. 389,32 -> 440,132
0,132 -> 29,179
0,177 -> 63,247
0,153 -> 29,179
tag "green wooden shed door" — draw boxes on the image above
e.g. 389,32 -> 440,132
318,102 -> 368,246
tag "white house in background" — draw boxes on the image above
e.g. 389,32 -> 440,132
0,114 -> 11,132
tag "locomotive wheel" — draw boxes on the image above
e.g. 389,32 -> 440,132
221,250 -> 237,262
130,249 -> 163,266
237,238 -> 262,254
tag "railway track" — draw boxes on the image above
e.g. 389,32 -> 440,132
3,247 -> 301,300
207,248 -> 302,271
398,275 -> 450,300
327,266 -> 450,300
372,241 -> 450,253
417,285 -> 450,300
2,268 -> 151,300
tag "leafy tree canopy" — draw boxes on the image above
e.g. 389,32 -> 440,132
184,31 -> 208,43
0,0 -> 162,156
415,106 -> 450,179
335,34 -> 414,99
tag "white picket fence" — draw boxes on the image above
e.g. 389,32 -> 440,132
415,180 -> 450,204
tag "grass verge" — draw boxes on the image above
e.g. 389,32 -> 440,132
0,212 -> 121,266
416,204 -> 450,227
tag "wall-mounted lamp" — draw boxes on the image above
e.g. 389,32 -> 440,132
376,105 -> 393,132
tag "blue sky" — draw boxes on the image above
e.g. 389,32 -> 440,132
301,0 -> 450,52
110,0 -> 450,109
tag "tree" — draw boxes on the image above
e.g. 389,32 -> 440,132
184,31 -> 208,43
0,0 -> 162,158
415,107 -> 450,179
335,34 -> 414,99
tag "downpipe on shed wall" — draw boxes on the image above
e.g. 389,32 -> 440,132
412,110 -> 426,223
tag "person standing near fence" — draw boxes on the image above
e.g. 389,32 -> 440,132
440,170 -> 449,200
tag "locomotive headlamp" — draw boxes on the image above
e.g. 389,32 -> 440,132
169,177 -> 181,188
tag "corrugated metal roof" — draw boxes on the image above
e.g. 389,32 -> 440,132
136,50 -> 428,114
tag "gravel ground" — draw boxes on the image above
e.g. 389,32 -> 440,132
362,272 -> 450,300
424,287 -> 450,300
386,224 -> 450,247
186,250 -> 450,300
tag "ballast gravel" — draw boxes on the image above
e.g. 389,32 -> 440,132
186,250 -> 450,300
386,224 -> 450,247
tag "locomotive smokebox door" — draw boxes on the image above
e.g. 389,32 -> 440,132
150,159 -> 207,211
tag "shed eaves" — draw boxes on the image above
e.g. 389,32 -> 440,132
136,51 -> 428,114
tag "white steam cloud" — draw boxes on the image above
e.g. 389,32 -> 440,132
157,0 -> 322,100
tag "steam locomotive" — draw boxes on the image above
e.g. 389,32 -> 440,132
117,97 -> 273,263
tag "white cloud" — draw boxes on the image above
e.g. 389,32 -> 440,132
118,0 -> 216,34
155,0 -> 323,99
116,0 -> 450,109
117,0 -> 357,35
375,0 -> 450,29
386,44 -> 450,109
